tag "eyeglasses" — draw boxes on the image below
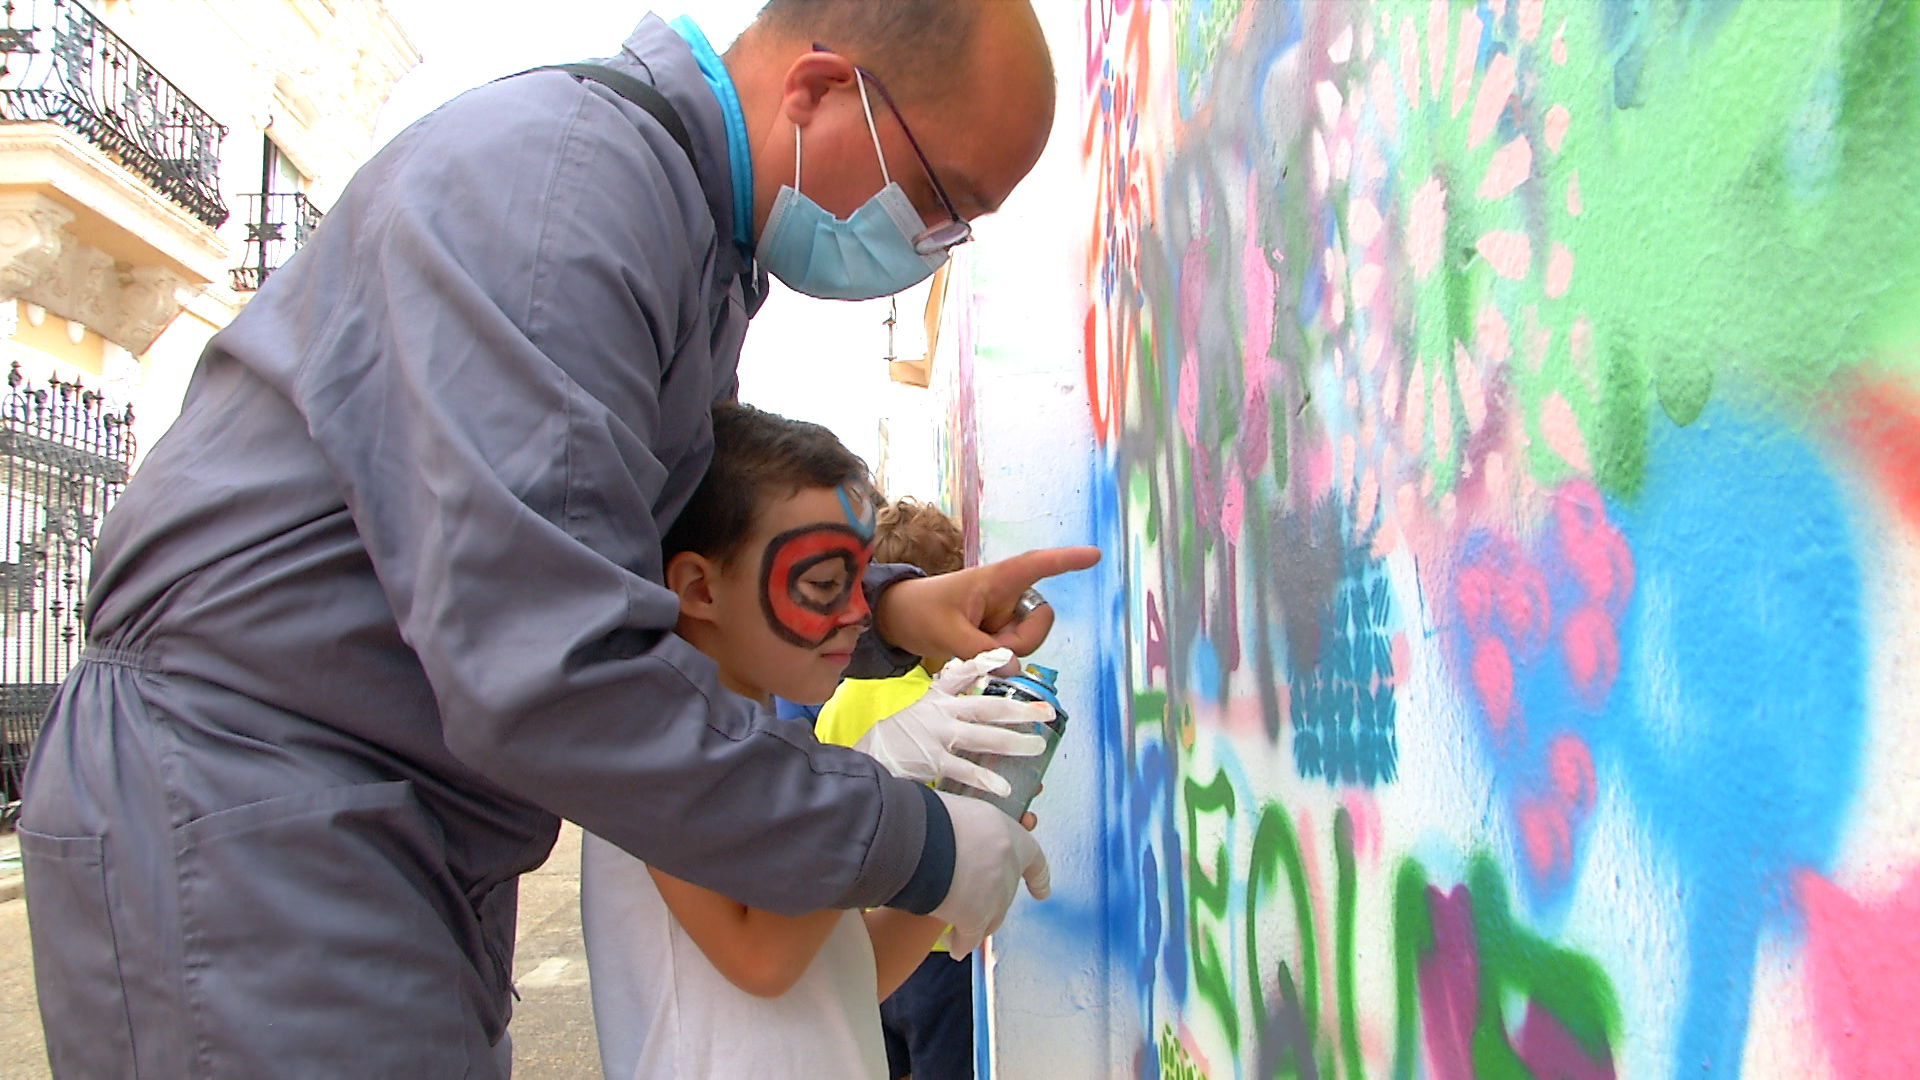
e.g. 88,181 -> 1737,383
813,45 -> 973,257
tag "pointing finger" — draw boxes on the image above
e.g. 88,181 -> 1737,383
988,547 -> 1102,593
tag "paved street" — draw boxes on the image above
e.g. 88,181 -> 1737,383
503,822 -> 603,1076
0,871 -> 43,1080
0,823 -> 600,1079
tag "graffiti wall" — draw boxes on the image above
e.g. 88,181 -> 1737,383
962,0 -> 1920,1076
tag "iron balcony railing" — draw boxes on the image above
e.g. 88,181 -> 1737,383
0,0 -> 228,226
0,362 -> 132,813
230,191 -> 321,292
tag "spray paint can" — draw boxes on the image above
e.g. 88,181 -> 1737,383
936,664 -> 1068,819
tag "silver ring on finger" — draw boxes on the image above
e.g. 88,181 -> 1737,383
1011,587 -> 1050,621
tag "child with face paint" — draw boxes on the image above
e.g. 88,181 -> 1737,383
579,403 -> 1045,1080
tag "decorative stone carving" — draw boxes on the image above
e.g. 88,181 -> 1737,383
41,241 -> 115,316
0,192 -> 192,354
0,194 -> 74,297
118,265 -> 189,351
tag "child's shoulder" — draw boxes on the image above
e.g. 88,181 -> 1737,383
814,668 -> 934,748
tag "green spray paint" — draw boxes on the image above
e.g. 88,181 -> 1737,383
1463,856 -> 1619,1069
1134,690 -> 1169,732
1184,769 -> 1239,1048
1245,802 -> 1319,1074
1594,341 -> 1652,497
1656,347 -> 1714,427
1333,811 -> 1363,1080
1387,855 -> 1621,1077
1363,0 -> 1920,499
1390,860 -> 1431,1080
1540,0 -> 1920,481
1165,770 -> 1621,1079
1158,1024 -> 1212,1080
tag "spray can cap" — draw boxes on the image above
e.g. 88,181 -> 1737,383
1003,663 -> 1065,722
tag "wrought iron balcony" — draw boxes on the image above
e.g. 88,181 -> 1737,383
0,0 -> 228,227
229,191 -> 321,292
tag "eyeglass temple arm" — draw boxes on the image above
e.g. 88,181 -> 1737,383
808,44 -> 967,224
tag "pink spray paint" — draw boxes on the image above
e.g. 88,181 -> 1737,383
1798,868 -> 1920,1078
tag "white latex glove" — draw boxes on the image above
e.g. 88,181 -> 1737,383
931,790 -> 1050,955
853,668 -> 1051,797
931,648 -> 1019,694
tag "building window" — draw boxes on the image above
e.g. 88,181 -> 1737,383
230,137 -> 322,292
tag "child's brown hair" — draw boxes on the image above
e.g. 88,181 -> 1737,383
871,498 -> 963,576
662,401 -> 873,565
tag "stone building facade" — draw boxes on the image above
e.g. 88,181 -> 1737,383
0,0 -> 417,799
0,0 -> 418,451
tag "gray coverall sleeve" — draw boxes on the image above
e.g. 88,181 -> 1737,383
853,563 -> 928,679
287,76 -> 946,914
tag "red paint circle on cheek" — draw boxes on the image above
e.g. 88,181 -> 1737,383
760,525 -> 872,648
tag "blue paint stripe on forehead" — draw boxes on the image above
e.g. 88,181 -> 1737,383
837,484 -> 876,541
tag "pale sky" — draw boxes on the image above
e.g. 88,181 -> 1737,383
374,0 -> 771,145
372,0 -> 929,488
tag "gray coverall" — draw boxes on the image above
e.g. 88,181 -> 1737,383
17,16 -> 954,1078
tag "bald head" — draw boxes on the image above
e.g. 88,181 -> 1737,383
744,0 -> 1052,105
726,0 -> 1055,244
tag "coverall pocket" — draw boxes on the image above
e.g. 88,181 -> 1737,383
17,827 -> 139,1077
172,781 -> 477,1079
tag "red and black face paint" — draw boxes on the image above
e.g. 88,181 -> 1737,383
759,524 -> 873,648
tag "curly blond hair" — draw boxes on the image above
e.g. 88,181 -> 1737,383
871,498 -> 964,576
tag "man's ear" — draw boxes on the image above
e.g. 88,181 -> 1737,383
665,551 -> 722,622
779,48 -> 857,127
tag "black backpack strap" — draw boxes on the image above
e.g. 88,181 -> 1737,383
535,63 -> 696,166
527,62 -> 764,309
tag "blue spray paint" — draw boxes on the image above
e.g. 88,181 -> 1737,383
1593,406 -> 1862,1075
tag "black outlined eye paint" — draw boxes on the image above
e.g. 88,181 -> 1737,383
759,523 -> 873,647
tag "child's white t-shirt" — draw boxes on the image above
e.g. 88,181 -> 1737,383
579,830 -> 889,1080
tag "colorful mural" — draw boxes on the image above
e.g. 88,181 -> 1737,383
977,0 -> 1920,1075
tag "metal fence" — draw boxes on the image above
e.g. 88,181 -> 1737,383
0,362 -> 132,814
0,0 -> 228,226
230,191 -> 323,292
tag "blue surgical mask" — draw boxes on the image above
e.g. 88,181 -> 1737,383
755,72 -> 947,300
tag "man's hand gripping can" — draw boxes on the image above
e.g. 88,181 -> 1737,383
935,664 -> 1067,819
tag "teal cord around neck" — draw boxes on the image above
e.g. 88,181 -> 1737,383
670,16 -> 754,258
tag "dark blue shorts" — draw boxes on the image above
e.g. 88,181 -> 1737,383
880,952 -> 974,1080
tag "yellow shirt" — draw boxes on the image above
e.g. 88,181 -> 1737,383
813,666 -> 948,952
813,667 -> 933,749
